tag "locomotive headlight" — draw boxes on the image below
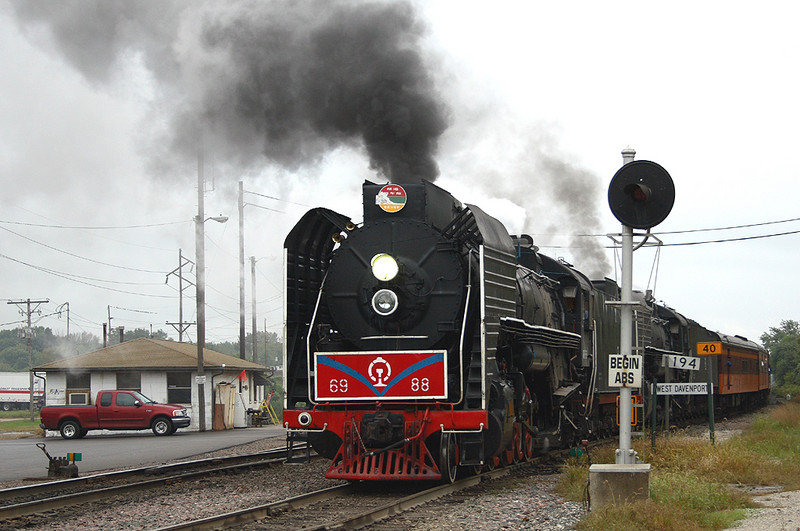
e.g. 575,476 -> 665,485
370,253 -> 399,281
297,411 -> 313,427
371,288 -> 399,316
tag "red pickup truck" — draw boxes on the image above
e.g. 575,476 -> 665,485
40,390 -> 191,439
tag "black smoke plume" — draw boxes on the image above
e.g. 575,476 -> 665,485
11,0 -> 448,182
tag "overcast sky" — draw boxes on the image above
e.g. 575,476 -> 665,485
1,1 -> 798,357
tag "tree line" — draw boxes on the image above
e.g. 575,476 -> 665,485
0,326 -> 282,372
760,320 -> 800,398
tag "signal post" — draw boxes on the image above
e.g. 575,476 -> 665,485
589,148 -> 675,510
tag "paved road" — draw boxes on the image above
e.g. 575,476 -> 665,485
0,426 -> 286,482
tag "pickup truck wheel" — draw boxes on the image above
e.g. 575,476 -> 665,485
60,420 -> 82,440
152,417 -> 173,436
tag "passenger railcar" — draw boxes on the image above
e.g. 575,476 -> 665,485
282,180 -> 769,482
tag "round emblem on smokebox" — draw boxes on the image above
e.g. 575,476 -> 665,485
375,184 -> 407,213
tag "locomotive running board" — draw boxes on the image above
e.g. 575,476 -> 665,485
500,317 -> 581,350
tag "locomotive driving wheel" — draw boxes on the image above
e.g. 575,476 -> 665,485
513,424 -> 524,463
523,427 -> 534,460
439,432 -> 459,483
501,445 -> 514,467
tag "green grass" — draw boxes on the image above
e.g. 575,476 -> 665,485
557,401 -> 800,530
0,410 -> 44,438
0,409 -> 33,419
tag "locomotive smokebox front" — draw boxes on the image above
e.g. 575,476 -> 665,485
323,182 -> 467,351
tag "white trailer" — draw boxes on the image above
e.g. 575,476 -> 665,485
0,372 -> 44,411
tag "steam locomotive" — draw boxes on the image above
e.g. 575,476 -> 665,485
282,180 -> 769,482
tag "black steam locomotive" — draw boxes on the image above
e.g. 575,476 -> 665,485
282,180 -> 769,482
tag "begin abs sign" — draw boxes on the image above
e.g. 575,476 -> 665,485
608,354 -> 643,388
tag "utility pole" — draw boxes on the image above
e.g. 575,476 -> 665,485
194,151 -> 228,432
238,181 -> 246,360
251,256 -> 258,365
7,298 -> 49,421
166,248 -> 196,342
196,149 -> 207,432
55,302 -> 70,337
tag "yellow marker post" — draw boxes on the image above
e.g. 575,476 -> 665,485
696,342 -> 721,444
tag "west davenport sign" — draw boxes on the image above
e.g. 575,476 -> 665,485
656,382 -> 709,395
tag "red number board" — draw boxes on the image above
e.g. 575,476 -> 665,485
314,350 -> 447,401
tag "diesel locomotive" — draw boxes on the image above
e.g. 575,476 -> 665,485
282,180 -> 769,482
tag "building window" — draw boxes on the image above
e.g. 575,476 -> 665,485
167,372 -> 192,404
66,372 -> 90,389
117,372 -> 141,393
66,372 -> 91,404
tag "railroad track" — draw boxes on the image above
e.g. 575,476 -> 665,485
151,456 -> 549,530
0,444 -> 310,522
0,439 -> 598,530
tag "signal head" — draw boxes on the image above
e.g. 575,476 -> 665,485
608,160 -> 675,229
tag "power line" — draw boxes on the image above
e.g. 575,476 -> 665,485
569,215 -> 800,238
244,190 -> 311,207
534,216 -> 800,249
655,216 -> 800,235
0,219 -> 190,230
0,252 -> 176,298
244,202 -> 284,214
0,226 -> 168,274
538,228 -> 800,249
658,229 -> 800,247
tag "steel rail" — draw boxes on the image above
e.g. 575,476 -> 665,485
297,476 -> 484,531
0,448 -> 308,520
152,484 -> 355,531
152,461 -> 516,530
0,445 -> 305,504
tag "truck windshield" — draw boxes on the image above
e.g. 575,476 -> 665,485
130,391 -> 157,404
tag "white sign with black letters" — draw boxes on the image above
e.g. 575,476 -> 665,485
662,354 -> 700,371
656,382 -> 708,395
608,354 -> 642,388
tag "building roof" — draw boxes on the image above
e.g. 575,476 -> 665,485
33,338 -> 268,372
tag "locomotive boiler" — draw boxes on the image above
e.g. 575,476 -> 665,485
282,180 -> 769,482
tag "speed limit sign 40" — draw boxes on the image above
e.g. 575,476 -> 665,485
697,342 -> 722,355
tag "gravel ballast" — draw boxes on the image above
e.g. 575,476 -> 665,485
2,411 -> 796,530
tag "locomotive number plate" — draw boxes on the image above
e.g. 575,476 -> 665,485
314,350 -> 447,401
